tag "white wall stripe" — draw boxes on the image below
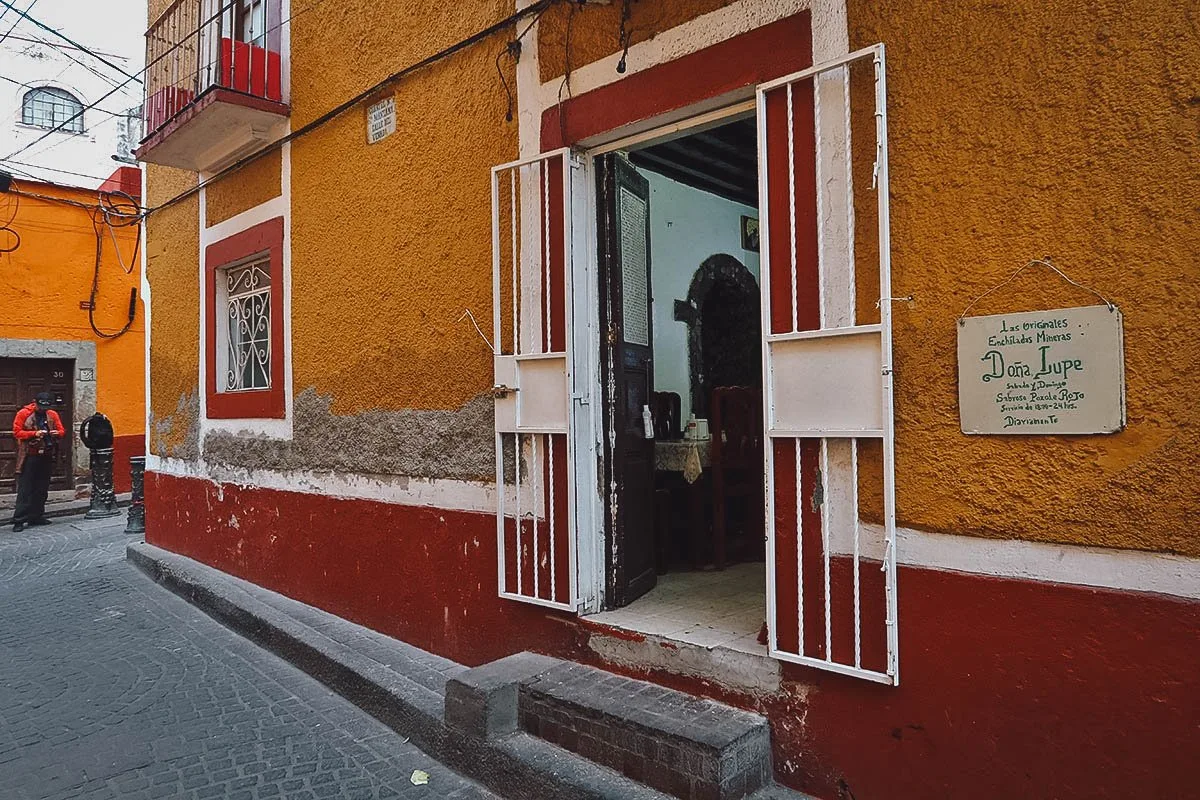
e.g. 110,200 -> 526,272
861,523 -> 1200,601
145,451 -> 1200,602
148,455 -> 502,514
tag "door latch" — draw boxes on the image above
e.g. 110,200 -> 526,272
490,385 -> 519,399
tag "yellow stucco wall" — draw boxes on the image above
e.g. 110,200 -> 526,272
288,0 -> 517,413
848,0 -> 1200,554
0,181 -> 144,436
142,1 -> 1199,553
145,165 -> 200,456
205,152 -> 281,227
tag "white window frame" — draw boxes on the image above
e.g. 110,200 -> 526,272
21,87 -> 85,134
215,253 -> 273,394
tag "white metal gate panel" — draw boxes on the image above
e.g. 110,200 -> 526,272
491,149 -> 578,611
756,45 -> 899,684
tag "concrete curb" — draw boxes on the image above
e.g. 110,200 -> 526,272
1,493 -> 132,526
125,542 -> 678,800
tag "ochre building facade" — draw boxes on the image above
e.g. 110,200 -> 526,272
1,171 -> 145,498
138,1 -> 1199,797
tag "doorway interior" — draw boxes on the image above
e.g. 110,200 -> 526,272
590,113 -> 768,654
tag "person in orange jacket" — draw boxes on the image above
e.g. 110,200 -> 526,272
12,392 -> 65,532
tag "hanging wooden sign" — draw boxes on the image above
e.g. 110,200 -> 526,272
957,304 -> 1125,435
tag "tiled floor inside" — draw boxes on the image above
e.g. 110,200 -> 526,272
586,562 -> 767,654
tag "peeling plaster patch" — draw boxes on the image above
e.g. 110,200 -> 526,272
149,392 -> 199,460
587,629 -> 784,695
202,387 -> 495,481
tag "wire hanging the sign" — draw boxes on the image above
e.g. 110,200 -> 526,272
958,258 -> 1116,325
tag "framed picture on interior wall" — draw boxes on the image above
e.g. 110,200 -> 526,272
741,215 -> 759,252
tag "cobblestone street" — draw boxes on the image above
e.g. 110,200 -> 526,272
0,515 -> 498,800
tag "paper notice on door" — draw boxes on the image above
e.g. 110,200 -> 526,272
619,186 -> 650,346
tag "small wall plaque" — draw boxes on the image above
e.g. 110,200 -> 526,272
366,96 -> 396,145
957,305 -> 1125,435
79,368 -> 94,381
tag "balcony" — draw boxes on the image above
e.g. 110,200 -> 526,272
136,0 -> 289,172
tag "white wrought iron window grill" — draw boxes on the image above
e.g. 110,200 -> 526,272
225,258 -> 271,392
21,88 -> 85,133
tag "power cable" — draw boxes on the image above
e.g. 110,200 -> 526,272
87,191 -> 141,337
0,0 -> 37,48
4,34 -> 127,58
146,0 -> 560,218
6,183 -> 142,334
1,157 -> 113,184
23,32 -> 129,90
0,191 -> 18,254
1,0 -> 311,165
0,0 -> 141,84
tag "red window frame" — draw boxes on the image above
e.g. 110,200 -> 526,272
205,216 -> 285,419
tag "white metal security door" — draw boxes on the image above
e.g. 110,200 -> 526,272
491,149 -> 578,611
756,45 -> 899,684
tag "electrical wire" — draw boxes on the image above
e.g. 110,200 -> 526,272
0,0 -> 37,49
616,0 -> 633,73
0,0 -> 260,164
0,190 -> 19,254
557,1 -> 577,146
3,33 -> 129,54
0,157 -> 114,184
22,32 -> 130,90
10,185 -> 109,210
0,0 -> 141,84
495,0 -> 551,123
143,0 -> 561,219
98,191 -> 140,275
86,190 -> 141,338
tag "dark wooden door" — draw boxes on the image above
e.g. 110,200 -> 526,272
0,358 -> 73,493
598,154 -> 657,608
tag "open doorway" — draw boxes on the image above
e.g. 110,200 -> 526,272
591,114 -> 767,653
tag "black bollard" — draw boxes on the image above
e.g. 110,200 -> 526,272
80,413 -> 120,520
124,456 -> 145,534
85,447 -> 120,519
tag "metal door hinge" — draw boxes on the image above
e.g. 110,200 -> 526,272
490,385 -> 519,399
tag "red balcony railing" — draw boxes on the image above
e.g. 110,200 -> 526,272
144,0 -> 283,136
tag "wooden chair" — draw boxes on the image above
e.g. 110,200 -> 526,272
709,386 -> 764,570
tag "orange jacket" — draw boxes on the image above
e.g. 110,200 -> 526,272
13,403 -> 65,441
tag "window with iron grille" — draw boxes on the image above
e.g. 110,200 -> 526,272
21,87 -> 85,133
223,258 -> 271,391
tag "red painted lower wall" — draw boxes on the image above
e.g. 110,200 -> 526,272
112,434 -> 143,495
145,471 -> 1200,800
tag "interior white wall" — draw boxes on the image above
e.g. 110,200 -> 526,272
638,167 -> 760,420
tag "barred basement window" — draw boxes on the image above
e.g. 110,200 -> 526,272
224,259 -> 271,391
22,87 -> 85,133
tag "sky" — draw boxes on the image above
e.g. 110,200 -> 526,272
0,0 -> 146,72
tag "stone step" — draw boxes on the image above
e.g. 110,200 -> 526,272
447,654 -> 775,800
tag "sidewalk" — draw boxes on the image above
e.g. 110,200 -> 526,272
0,493 -> 132,526
0,517 -> 498,800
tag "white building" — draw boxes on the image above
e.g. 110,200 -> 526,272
0,0 -> 145,189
